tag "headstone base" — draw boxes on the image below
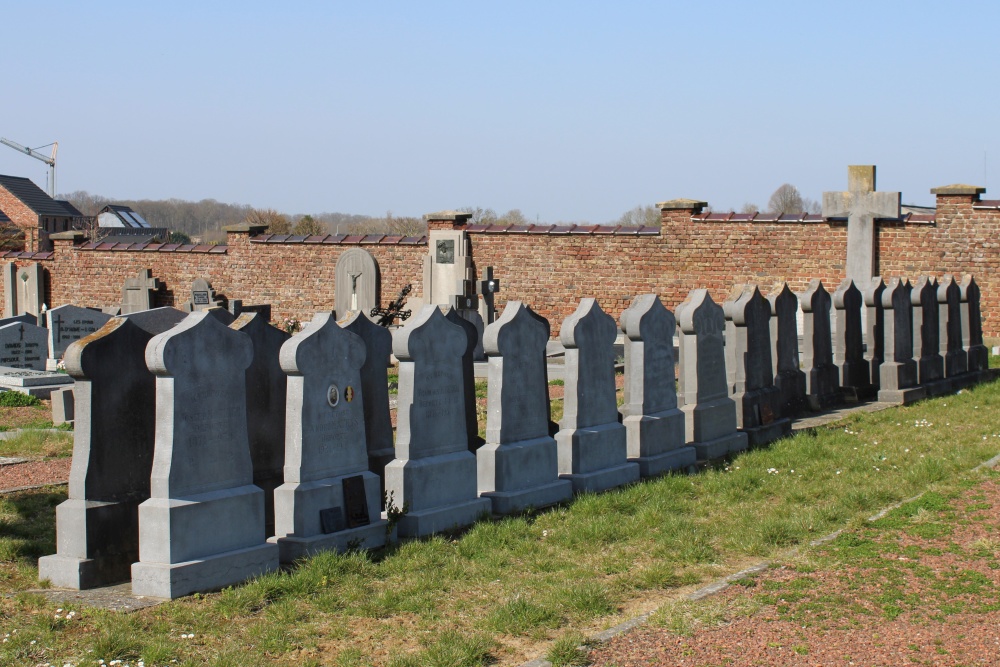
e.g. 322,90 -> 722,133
742,418 -> 791,448
774,371 -> 807,418
38,499 -> 137,590
623,410 -> 686,460
921,377 -> 956,397
477,436 -> 572,515
51,386 -> 74,425
968,346 -> 989,372
131,543 -> 278,599
560,462 -> 640,494
0,367 -> 73,399
877,385 -> 928,405
271,522 -> 387,563
556,422 -> 639,493
806,390 -> 843,411
393,497 -> 492,538
629,446 -> 697,478
481,479 -> 573,515
368,448 -> 396,500
683,398 -> 739,444
692,431 -> 749,461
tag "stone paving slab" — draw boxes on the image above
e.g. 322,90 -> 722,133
19,583 -> 165,612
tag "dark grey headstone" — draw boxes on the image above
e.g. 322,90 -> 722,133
863,277 -> 886,389
768,283 -> 807,416
938,275 -> 968,378
878,279 -> 925,404
385,305 -> 490,537
120,306 -> 187,335
131,312 -> 278,598
0,313 -> 39,327
619,294 -> 694,475
272,312 -> 386,561
960,275 -> 989,372
799,280 -> 842,410
477,301 -> 572,513
231,312 -> 289,538
911,277 -> 944,385
832,278 -> 870,395
37,317 -> 157,589
445,307 -> 485,451
0,321 -> 48,370
46,305 -> 113,361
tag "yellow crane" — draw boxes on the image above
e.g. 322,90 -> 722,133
0,137 -> 58,197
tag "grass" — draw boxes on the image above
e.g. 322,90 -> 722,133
3,378 -> 1000,665
0,429 -> 73,459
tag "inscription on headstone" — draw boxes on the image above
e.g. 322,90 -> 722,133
0,321 -> 48,370
46,305 -> 112,362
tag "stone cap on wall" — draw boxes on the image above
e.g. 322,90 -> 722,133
657,199 -> 708,211
931,184 -> 986,195
250,233 -> 428,245
423,210 -> 473,223
224,222 -> 269,234
49,231 -> 87,241
75,241 -> 228,254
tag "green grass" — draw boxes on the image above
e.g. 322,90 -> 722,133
3,379 -> 1000,665
0,429 -> 73,459
0,392 -> 40,408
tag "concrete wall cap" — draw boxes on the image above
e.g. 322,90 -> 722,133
49,231 -> 86,241
657,199 -> 708,211
224,222 -> 269,233
422,210 -> 472,222
930,184 -> 986,195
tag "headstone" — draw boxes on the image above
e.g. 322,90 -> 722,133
937,275 -> 968,379
619,294 -> 695,476
37,316 -> 158,589
724,285 -> 790,446
271,313 -> 386,561
477,301 -> 572,513
121,269 -> 161,315
878,279 -> 926,405
0,366 -> 73,398
832,278 -> 870,398
51,386 -> 74,425
822,165 -> 900,288
183,278 -> 224,312
231,312 -> 289,539
131,312 -> 278,599
911,276 -> 946,393
723,284 -> 751,395
676,289 -> 748,459
229,302 -> 272,322
960,275 -> 989,373
120,306 -> 188,335
384,305 -> 490,537
8,263 -> 45,319
445,307 -> 485,450
555,299 -> 639,492
204,307 -> 235,326
475,266 -> 502,325
798,280 -> 842,410
0,313 -> 39,327
45,305 -> 113,365
2,262 -> 15,318
335,248 -> 379,316
339,311 -> 394,495
863,278 -> 886,389
767,283 -> 807,417
0,321 -> 48,370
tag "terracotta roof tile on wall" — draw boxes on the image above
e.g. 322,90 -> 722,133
249,234 -> 429,245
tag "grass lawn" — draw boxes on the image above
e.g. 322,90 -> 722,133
1,377 -> 1000,666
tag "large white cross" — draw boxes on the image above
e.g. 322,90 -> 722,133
822,165 -> 900,288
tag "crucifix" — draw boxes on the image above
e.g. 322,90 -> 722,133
475,266 -> 501,324
349,272 -> 362,311
822,165 -> 900,289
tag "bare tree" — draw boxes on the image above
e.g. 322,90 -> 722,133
72,216 -> 109,243
245,208 -> 291,234
740,202 -> 760,214
293,214 -> 326,236
767,184 -> 806,213
497,209 -> 528,225
617,204 -> 660,227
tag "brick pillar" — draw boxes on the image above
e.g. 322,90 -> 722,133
657,198 -> 709,226
930,184 -> 985,224
224,222 -> 268,255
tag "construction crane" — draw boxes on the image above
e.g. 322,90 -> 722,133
0,138 -> 58,197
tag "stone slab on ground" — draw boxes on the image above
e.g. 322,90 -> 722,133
20,583 -> 165,612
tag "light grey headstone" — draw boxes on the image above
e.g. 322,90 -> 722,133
937,275 -> 968,378
960,275 -> 989,372
46,305 -> 112,362
0,321 -> 48,370
445,307 -> 485,451
619,294 -> 694,476
878,279 -> 925,404
131,312 -> 278,599
2,262 -> 15,318
335,248 -> 379,317
10,263 -> 45,318
231,312 -> 290,539
384,305 -> 490,537
51,385 -> 74,425
271,313 -> 386,562
723,284 -> 751,395
911,277 -> 945,389
768,283 -> 807,417
863,277 -> 886,389
121,269 -> 161,315
38,317 -> 157,589
822,165 -> 900,288
477,301 -> 572,513
832,279 -> 870,396
676,289 -> 748,459
184,277 -> 224,312
339,310 -> 394,495
799,280 -> 842,410
724,285 -> 789,446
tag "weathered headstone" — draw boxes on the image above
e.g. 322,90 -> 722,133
767,283 -> 807,417
676,289 -> 748,459
38,316 -> 158,589
723,284 -> 751,395
8,263 -> 46,319
724,286 -> 790,446
799,280 -> 842,409
45,305 -> 112,364
477,301 -> 572,513
120,306 -> 187,335
339,311 -> 394,494
184,278 -> 224,312
937,275 -> 968,379
384,305 -> 490,537
911,276 -> 946,393
863,277 -> 886,389
2,262 -> 15,318
0,321 -> 48,370
335,248 -> 379,316
822,165 -> 900,288
445,307 -> 485,451
960,275 -> 989,373
878,278 -> 926,405
51,385 -> 74,425
121,269 -> 161,314
231,312 -> 290,539
271,313 -> 386,561
832,278 -> 870,398
555,299 -> 639,492
131,312 -> 278,599
619,294 -> 695,475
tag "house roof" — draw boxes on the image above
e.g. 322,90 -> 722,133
0,174 -> 80,217
98,204 -> 151,228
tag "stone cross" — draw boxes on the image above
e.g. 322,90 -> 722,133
823,165 -> 900,288
121,269 -> 161,315
475,266 -> 501,324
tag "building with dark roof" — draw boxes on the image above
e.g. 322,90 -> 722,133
97,204 -> 152,228
0,174 -> 83,251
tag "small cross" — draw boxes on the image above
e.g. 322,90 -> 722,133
476,266 -> 501,324
823,165 -> 900,288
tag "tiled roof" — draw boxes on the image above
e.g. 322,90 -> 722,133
250,234 -> 429,245
76,242 -> 226,254
973,200 -> 1000,209
0,174 -> 80,217
0,250 -> 53,260
690,211 -> 935,224
465,224 -> 660,235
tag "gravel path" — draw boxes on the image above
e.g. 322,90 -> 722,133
0,458 -> 70,492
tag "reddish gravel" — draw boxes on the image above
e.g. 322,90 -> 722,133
0,458 -> 71,491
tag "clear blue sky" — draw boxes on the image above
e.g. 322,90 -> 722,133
2,1 -> 998,222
